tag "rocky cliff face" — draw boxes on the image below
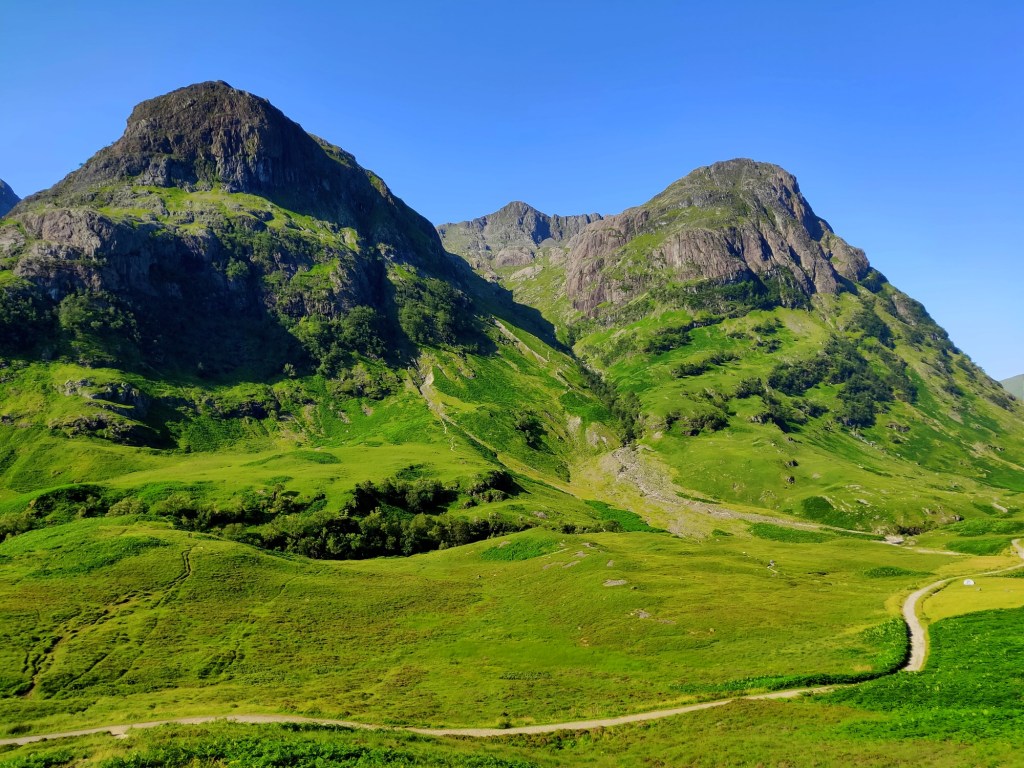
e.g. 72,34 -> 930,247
440,160 -> 873,321
0,179 -> 19,218
562,159 -> 871,316
0,82 -> 472,376
439,201 -> 601,270
24,81 -> 450,276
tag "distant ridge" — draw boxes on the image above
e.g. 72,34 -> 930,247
1002,374 -> 1024,399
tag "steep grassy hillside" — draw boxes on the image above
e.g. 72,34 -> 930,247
0,83 -> 629,552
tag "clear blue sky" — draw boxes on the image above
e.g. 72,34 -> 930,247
1,1 -> 1020,378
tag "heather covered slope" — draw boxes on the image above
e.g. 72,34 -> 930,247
442,161 -> 1024,531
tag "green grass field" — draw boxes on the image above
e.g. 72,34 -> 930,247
4,602 -> 1024,767
1,515 -> 993,738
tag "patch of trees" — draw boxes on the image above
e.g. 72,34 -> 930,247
395,276 -> 476,348
579,364 -> 643,442
750,394 -> 827,432
666,404 -> 729,435
859,269 -> 888,293
293,306 -> 388,376
644,325 -> 691,354
252,506 -> 532,560
672,351 -> 737,378
848,305 -> 893,348
734,377 -> 766,399
512,412 -> 546,449
0,279 -> 54,354
0,285 -> 143,366
0,467 -> 528,561
643,315 -> 724,354
0,484 -> 112,541
163,468 -> 526,559
766,337 -> 915,429
654,270 -> 810,315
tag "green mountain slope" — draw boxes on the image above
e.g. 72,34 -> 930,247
441,160 -> 1024,531
0,83 -> 622,553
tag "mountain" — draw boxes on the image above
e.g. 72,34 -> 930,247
0,178 -> 18,217
437,200 -> 601,274
442,160 -> 1024,530
442,159 -> 873,325
1003,374 -> 1024,399
1,81 -> 481,380
1,83 -> 1022,540
0,82 -> 618,548
3,85 -> 1024,763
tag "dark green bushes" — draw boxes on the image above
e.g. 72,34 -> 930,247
293,306 -> 388,375
672,350 -> 737,378
766,337 -> 915,429
579,364 -> 642,442
644,325 -> 691,353
0,279 -> 54,354
396,276 -> 476,348
160,469 -> 528,560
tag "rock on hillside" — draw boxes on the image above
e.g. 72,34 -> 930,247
0,179 -> 18,218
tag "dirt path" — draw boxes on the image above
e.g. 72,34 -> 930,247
0,688 -> 833,746
903,537 -> 1024,671
4,541 -> 1021,748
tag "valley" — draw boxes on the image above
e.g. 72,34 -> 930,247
1,82 -> 1023,767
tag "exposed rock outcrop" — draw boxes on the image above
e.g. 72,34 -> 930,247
562,159 -> 870,315
442,159 -> 873,320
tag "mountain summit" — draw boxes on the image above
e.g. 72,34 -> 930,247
441,159 -> 874,321
438,201 -> 601,272
563,159 -> 871,313
30,81 -> 445,268
1,82 -> 472,378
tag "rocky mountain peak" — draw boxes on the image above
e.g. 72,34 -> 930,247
30,81 -> 419,232
438,202 -> 602,270
0,179 -> 19,218
653,158 -> 826,240
0,83 -> 471,378
561,159 -> 872,316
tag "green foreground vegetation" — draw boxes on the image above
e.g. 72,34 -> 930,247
4,517 -> 990,733
3,602 -> 1024,767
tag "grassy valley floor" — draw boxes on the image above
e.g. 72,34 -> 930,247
1,517 -> 1021,738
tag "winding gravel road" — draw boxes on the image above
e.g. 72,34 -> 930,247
3,540 -> 1021,748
